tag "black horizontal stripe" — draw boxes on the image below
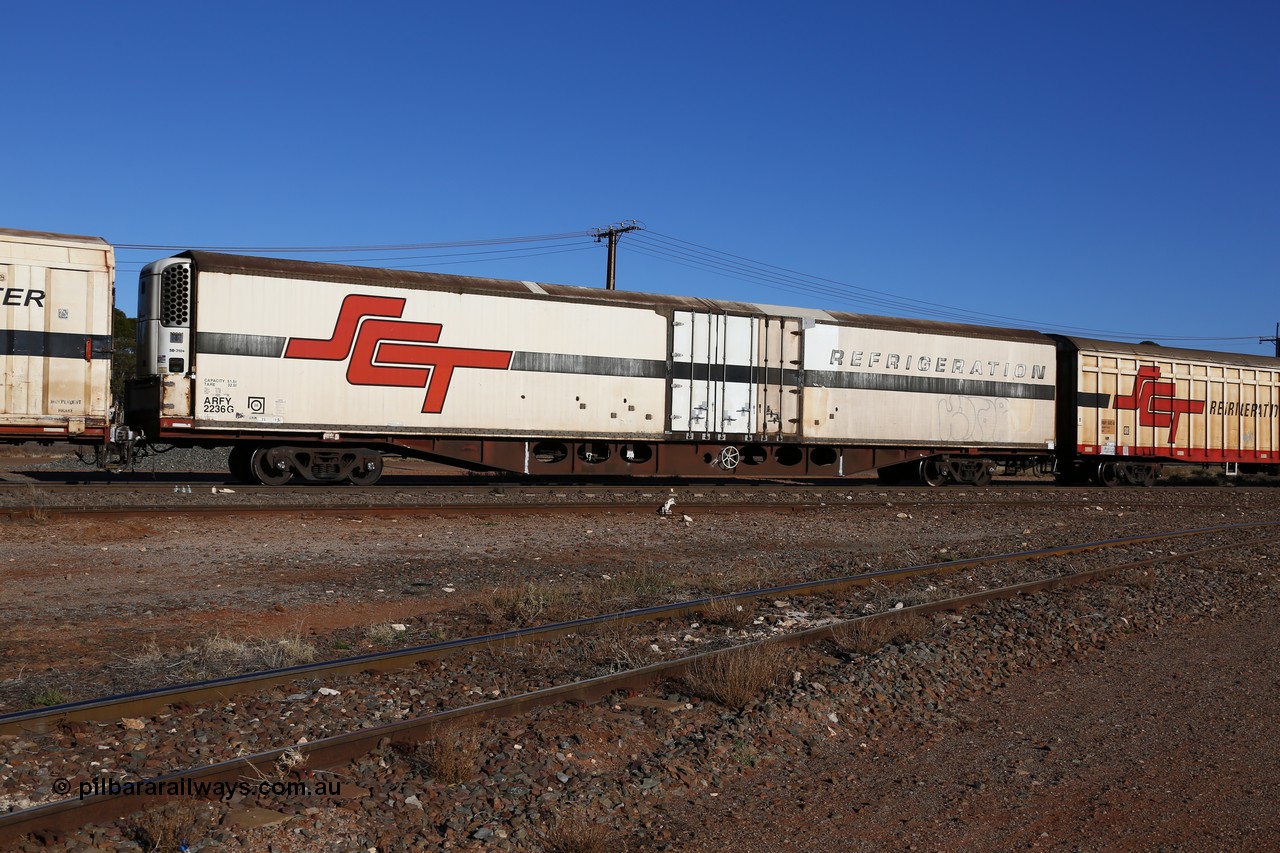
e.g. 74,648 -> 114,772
807,369 -> 1056,400
197,332 -> 287,358
511,352 -> 666,379
671,362 -> 801,386
515,356 -> 801,386
1076,392 -> 1112,409
0,329 -> 112,359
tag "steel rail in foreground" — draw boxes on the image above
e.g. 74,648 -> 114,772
3,529 -> 1276,845
0,489 -> 1261,520
6,500 -> 813,522
0,496 -> 1251,518
3,521 -> 1276,740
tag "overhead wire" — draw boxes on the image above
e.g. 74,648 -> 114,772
113,234 -> 599,273
373,243 -> 597,269
631,230 -> 1260,344
633,230 -> 1127,333
112,226 -> 1261,346
114,230 -> 595,253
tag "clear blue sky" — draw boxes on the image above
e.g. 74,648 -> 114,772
6,1 -> 1277,353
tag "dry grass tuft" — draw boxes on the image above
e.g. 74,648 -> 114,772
540,809 -> 619,853
401,723 -> 483,785
364,622 -> 406,646
127,798 -> 219,852
19,483 -> 51,524
107,631 -> 318,689
594,566 -> 674,608
829,613 -> 931,655
682,643 -> 790,711
1114,568 -> 1157,590
884,613 -> 931,645
827,618 -> 889,656
697,597 -> 755,630
274,747 -> 307,776
499,637 -> 573,680
477,581 -> 575,627
579,619 -> 661,674
193,633 -> 317,675
700,564 -> 779,595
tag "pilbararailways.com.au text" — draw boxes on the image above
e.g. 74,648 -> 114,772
59,777 -> 341,802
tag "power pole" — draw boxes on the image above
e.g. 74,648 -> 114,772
1263,323 -> 1280,358
593,220 -> 643,290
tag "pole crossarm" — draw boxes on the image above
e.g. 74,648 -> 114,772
592,220 -> 645,289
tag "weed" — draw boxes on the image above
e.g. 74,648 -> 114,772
595,566 -> 673,607
15,483 -> 51,524
501,638 -> 571,679
364,623 -> 406,646
127,798 -> 218,852
682,643 -> 789,711
400,723 -> 482,785
124,637 -> 165,668
1115,568 -> 1157,590
109,631 -> 317,686
698,597 -> 755,630
827,619 -> 888,656
477,581 -> 574,626
190,632 -> 317,677
582,620 -> 660,673
274,747 -> 307,776
731,737 -> 760,767
829,613 -> 930,654
539,808 -> 617,853
31,687 -> 68,707
700,564 -> 778,595
884,613 -> 931,645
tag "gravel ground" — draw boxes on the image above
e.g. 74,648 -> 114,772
1,452 -> 1278,851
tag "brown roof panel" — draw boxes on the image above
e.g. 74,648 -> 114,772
1055,335 -> 1280,369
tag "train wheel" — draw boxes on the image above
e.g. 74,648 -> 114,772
1093,461 -> 1120,487
250,446 -> 293,486
228,445 -> 255,483
1138,464 -> 1159,488
347,453 -> 384,486
971,463 -> 993,487
919,458 -> 948,487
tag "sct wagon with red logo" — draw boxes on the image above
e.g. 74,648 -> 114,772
1054,337 -> 1280,485
124,251 -> 1063,485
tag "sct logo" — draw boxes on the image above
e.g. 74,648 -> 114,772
1113,365 -> 1205,443
283,295 -> 512,413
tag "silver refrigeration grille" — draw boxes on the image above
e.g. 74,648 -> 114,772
160,264 -> 191,327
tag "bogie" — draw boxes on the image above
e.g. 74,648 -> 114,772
238,445 -> 386,485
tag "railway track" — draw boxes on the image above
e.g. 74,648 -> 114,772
2,521 -> 1276,845
0,481 -> 1263,521
2,520 -> 1271,737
